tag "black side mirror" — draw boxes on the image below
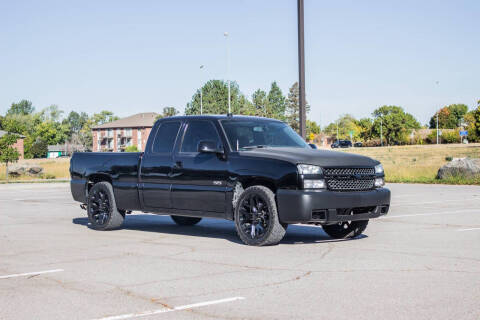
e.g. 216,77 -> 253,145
309,143 -> 317,149
198,140 -> 222,153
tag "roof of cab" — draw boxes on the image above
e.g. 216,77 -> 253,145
155,115 -> 283,122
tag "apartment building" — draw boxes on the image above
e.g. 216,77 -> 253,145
91,112 -> 159,152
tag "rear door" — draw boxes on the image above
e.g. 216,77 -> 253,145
170,120 -> 228,214
140,120 -> 182,209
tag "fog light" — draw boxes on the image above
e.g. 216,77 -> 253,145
304,179 -> 326,189
374,177 -> 385,187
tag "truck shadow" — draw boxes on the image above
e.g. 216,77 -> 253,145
72,214 -> 367,245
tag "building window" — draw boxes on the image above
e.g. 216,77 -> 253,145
126,128 -> 132,137
107,129 -> 113,138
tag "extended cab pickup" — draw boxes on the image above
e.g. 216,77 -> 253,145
70,115 -> 390,246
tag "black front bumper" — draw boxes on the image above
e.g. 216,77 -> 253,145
277,188 -> 391,224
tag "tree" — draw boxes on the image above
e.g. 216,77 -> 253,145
429,104 -> 468,129
6,100 -> 34,116
324,114 -> 361,141
285,82 -> 310,133
29,138 -> 48,158
40,105 -> 64,122
185,80 -> 254,115
306,120 -> 320,136
63,111 -> 89,133
0,134 -> 20,180
266,82 -> 286,120
78,111 -> 119,150
162,107 -> 179,118
372,106 -> 421,145
356,118 -> 374,142
252,89 -> 268,117
125,145 -> 139,152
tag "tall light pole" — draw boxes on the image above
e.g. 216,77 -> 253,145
224,32 -> 231,114
200,65 -> 204,115
380,117 -> 383,147
436,112 -> 439,144
297,0 -> 306,139
336,121 -> 339,142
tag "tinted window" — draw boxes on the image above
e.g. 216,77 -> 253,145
152,121 -> 181,153
181,121 -> 220,153
221,119 -> 308,151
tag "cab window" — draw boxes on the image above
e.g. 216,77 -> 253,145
151,121 -> 181,153
180,120 -> 221,153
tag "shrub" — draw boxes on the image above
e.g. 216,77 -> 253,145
125,145 -> 139,152
442,130 -> 460,144
445,156 -> 453,161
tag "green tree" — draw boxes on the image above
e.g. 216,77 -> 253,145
29,138 -> 48,158
78,111 -> 119,150
356,118 -> 374,142
185,80 -> 254,115
40,105 -> 64,122
162,107 -> 179,118
429,104 -> 468,129
6,100 -> 35,116
372,106 -> 421,145
324,114 -> 361,141
34,121 -> 70,146
266,82 -> 286,120
63,111 -> 89,133
0,134 -> 20,180
285,82 -> 310,133
306,120 -> 320,136
252,89 -> 268,116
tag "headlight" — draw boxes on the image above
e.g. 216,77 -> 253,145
375,164 -> 384,174
303,179 -> 326,189
297,164 -> 322,175
374,177 -> 385,187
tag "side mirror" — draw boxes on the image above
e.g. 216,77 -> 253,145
198,140 -> 222,153
309,143 -> 317,149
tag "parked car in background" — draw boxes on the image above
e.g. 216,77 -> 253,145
354,142 -> 363,148
331,140 -> 352,148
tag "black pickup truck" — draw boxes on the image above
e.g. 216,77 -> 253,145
70,115 -> 390,246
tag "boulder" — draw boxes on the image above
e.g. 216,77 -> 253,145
28,166 -> 43,175
437,158 -> 480,179
7,164 -> 44,177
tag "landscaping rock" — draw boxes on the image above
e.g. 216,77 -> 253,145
437,158 -> 480,179
28,166 -> 43,175
7,164 -> 44,177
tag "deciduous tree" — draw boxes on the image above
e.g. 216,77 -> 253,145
0,134 -> 20,180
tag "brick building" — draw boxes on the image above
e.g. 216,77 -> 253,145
92,112 -> 159,152
0,130 -> 25,159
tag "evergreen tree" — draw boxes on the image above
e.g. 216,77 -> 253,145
285,82 -> 310,133
266,82 -> 286,120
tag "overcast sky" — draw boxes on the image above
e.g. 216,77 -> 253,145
1,0 -> 479,126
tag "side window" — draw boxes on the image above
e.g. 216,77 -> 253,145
151,121 -> 181,153
181,121 -> 221,153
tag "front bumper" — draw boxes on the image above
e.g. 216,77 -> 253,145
277,188 -> 391,224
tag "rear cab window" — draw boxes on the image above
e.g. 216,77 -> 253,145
151,121 -> 182,154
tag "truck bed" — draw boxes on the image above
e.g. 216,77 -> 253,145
70,152 -> 143,210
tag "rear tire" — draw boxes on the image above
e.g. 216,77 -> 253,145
171,215 -> 202,226
234,186 -> 286,246
87,181 -> 124,230
322,220 -> 368,239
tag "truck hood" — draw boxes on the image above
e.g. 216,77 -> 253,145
238,147 -> 379,167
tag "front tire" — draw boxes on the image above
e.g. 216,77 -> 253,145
87,181 -> 124,230
234,186 -> 286,246
170,215 -> 202,226
322,220 -> 369,239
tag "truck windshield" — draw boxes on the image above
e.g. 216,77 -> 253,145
220,119 -> 308,151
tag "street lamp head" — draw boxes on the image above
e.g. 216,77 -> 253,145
200,65 -> 204,69
224,32 -> 229,37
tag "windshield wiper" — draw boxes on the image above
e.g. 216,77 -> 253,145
240,145 -> 267,150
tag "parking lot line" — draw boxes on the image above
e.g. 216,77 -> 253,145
456,227 -> 480,232
93,296 -> 245,320
0,269 -> 64,279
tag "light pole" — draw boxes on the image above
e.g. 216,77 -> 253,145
436,112 -> 439,144
336,121 -> 339,143
380,118 -> 383,147
224,32 -> 231,114
199,65 -> 204,115
297,0 -> 306,139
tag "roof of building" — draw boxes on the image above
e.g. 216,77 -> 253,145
0,130 -> 25,138
92,112 -> 159,129
48,144 -> 85,152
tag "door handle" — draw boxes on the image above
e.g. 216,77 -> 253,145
174,161 -> 183,169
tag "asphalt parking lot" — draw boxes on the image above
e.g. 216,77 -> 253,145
1,183 -> 479,320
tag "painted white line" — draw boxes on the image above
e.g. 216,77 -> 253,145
0,269 -> 64,279
383,209 -> 479,219
457,227 -> 480,232
93,296 -> 245,320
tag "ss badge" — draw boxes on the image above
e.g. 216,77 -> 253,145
213,181 -> 222,186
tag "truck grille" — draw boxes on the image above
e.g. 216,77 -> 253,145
324,167 -> 375,191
